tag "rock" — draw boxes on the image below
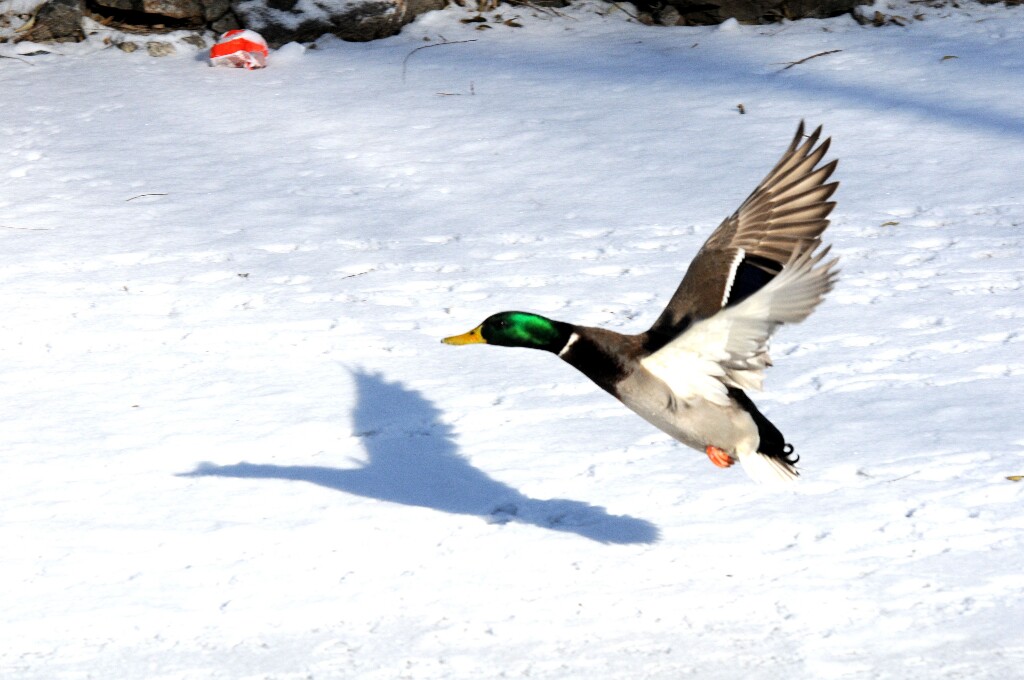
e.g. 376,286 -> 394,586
202,0 -> 232,21
181,32 -> 208,47
635,0 -> 867,24
15,0 -> 239,43
19,0 -> 85,43
657,5 -> 681,25
140,0 -> 204,19
145,39 -> 176,54
233,0 -> 448,46
81,0 -> 234,28
209,11 -> 241,33
87,0 -> 232,27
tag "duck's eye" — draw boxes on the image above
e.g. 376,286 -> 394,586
496,319 -> 509,329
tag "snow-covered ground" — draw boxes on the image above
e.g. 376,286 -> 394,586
2,2 -> 1023,677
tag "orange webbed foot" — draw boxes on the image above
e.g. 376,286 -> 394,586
705,445 -> 735,468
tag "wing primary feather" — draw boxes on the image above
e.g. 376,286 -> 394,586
771,162 -> 839,202
764,138 -> 831,193
644,121 -> 838,343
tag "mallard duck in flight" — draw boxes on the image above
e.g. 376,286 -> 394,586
443,122 -> 839,484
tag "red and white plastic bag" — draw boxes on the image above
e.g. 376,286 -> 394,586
209,30 -> 269,70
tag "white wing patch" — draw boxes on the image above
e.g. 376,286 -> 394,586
640,247 -> 838,407
640,317 -> 737,406
721,247 -> 746,308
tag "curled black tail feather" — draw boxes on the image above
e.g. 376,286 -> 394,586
728,387 -> 800,474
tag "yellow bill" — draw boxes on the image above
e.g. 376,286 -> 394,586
442,325 -> 486,345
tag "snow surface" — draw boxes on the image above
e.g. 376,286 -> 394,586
2,1 -> 1024,677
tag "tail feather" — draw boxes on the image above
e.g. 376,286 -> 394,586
738,449 -> 800,485
729,387 -> 801,484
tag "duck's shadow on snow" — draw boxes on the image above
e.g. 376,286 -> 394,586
181,370 -> 659,545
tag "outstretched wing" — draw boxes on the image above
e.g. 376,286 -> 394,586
640,246 -> 839,407
646,121 -> 838,349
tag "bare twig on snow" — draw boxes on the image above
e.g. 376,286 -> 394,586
402,39 -> 478,83
780,49 -> 842,71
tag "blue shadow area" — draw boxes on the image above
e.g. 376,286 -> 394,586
181,369 -> 659,545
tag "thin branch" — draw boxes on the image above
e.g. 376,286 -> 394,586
126,193 -> 168,201
402,39 -> 478,83
780,49 -> 842,71
0,54 -> 36,66
1,224 -> 52,231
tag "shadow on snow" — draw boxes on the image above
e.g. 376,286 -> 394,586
180,369 -> 660,545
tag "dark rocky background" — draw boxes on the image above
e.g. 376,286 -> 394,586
3,0 -> 1019,50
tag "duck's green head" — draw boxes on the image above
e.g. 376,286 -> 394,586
442,311 -> 570,352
